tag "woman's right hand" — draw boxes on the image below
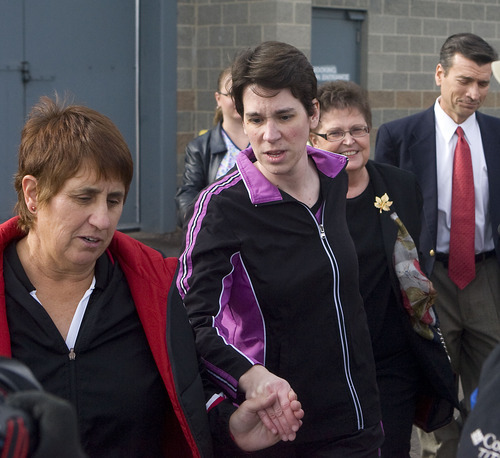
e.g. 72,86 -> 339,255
238,365 -> 303,441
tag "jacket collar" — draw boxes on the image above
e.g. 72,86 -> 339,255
209,121 -> 228,156
236,145 -> 347,205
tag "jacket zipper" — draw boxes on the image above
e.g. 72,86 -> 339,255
68,348 -> 78,407
309,206 -> 365,430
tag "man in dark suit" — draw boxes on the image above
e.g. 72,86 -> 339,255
375,33 -> 500,457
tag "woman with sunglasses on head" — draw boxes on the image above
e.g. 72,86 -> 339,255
310,81 -> 458,457
175,66 -> 249,227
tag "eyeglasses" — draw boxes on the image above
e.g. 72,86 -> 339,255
312,125 -> 370,142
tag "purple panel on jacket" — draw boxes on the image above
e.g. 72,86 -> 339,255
214,252 -> 265,365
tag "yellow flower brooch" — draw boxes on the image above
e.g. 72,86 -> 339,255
374,193 -> 393,213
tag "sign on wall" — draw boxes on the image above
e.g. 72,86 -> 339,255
314,65 -> 350,82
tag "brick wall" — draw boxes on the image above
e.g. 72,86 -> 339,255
176,0 -> 500,180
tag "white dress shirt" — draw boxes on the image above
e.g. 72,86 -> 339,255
434,98 -> 494,254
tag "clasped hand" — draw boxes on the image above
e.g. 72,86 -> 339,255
238,365 -> 303,443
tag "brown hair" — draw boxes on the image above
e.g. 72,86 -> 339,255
14,95 -> 133,232
439,33 -> 498,75
231,41 -> 317,118
315,80 -> 372,129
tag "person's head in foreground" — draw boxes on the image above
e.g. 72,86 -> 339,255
231,41 -> 320,184
14,95 -> 133,272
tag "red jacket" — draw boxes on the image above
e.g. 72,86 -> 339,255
0,217 -> 213,457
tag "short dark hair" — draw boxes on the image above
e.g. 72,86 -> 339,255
15,95 -> 133,232
440,33 -> 498,74
231,41 -> 317,118
315,81 -> 372,129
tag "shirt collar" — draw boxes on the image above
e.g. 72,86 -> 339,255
434,97 -> 477,143
236,145 -> 347,205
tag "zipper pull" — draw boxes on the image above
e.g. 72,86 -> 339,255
319,224 -> 326,238
68,348 -> 76,360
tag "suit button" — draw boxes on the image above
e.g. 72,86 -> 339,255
429,249 -> 435,257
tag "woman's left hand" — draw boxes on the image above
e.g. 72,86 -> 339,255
238,365 -> 303,442
229,391 -> 303,451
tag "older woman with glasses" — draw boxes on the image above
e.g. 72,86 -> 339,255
310,81 -> 458,457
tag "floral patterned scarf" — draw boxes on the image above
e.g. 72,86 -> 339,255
390,211 -> 438,341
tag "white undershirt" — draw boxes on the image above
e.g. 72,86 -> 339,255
434,98 -> 494,254
30,276 -> 96,350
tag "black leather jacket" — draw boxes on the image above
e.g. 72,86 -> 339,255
175,122 -> 226,227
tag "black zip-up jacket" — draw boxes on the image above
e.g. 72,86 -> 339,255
0,218 -> 216,457
177,146 -> 381,445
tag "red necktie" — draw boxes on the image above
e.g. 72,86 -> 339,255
448,127 -> 475,289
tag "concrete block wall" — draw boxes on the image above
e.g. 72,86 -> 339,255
177,0 -> 500,180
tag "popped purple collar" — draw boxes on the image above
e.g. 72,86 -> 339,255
236,145 -> 347,205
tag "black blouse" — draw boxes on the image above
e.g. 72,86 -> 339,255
346,181 -> 410,360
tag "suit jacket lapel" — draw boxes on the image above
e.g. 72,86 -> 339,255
408,107 -> 438,249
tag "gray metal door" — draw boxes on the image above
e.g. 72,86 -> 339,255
311,8 -> 365,85
0,1 -> 138,227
